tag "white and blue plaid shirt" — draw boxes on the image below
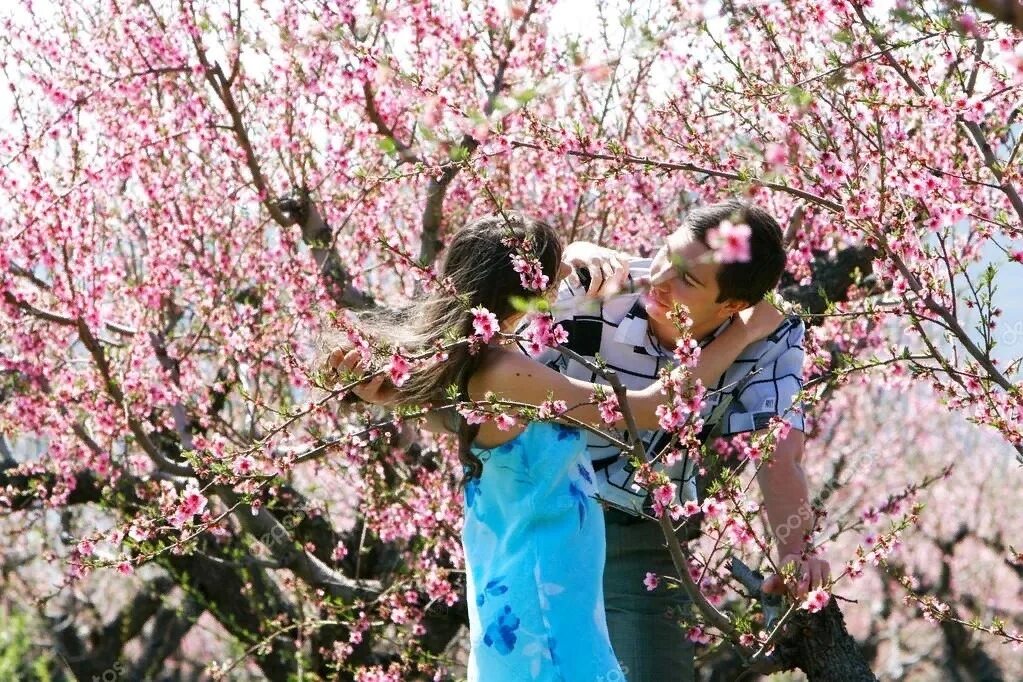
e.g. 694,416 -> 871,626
517,259 -> 806,515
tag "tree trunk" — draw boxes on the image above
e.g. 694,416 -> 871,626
759,601 -> 879,682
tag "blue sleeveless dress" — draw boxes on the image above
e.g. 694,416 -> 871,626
462,421 -> 625,681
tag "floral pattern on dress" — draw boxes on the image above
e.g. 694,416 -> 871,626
463,421 -> 625,681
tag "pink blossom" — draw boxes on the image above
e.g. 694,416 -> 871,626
77,539 -> 95,557
422,96 -> 444,127
510,253 -> 550,292
116,561 -> 134,576
687,625 -> 712,644
169,491 -> 208,529
494,413 -> 517,431
470,306 -> 500,342
457,407 -> 490,425
701,497 -> 725,520
956,12 -> 979,36
652,483 -> 676,508
537,399 -> 569,419
681,500 -> 701,517
180,491 -> 208,516
597,393 -> 623,424
673,338 -> 701,368
386,353 -> 412,387
233,455 -> 256,476
706,220 -> 752,263
765,143 -> 788,168
656,401 -> 686,431
801,588 -> 831,613
520,313 -> 569,356
643,572 -> 659,591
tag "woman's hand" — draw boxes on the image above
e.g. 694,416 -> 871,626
733,300 -> 785,344
325,348 -> 395,405
561,241 -> 632,298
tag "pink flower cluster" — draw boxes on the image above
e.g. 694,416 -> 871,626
687,625 -> 712,644
168,490 -> 209,529
455,405 -> 516,431
511,253 -> 550,292
597,392 -> 623,424
386,353 -> 412,387
520,313 -> 568,356
706,220 -> 752,263
801,588 -> 831,613
655,376 -> 706,433
673,337 -> 701,369
233,455 -> 257,476
458,406 -> 490,425
471,306 -> 500,342
537,398 -> 569,419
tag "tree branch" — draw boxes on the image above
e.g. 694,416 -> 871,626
418,0 -> 541,266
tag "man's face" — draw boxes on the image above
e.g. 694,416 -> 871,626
646,228 -> 742,332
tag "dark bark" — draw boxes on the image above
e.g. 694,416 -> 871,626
158,537 -> 301,681
778,245 -> 880,318
128,595 -> 205,681
276,189 -> 375,310
419,135 -> 480,266
969,0 -> 1023,31
49,577 -> 175,681
758,600 -> 879,682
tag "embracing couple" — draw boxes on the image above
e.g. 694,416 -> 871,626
327,199 -> 829,682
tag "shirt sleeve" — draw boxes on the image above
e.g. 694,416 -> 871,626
720,319 -> 807,435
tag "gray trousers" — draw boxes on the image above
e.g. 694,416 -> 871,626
603,509 -> 696,682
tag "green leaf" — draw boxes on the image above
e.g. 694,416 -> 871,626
788,86 -> 813,108
377,137 -> 397,155
508,295 -> 551,313
514,88 -> 538,105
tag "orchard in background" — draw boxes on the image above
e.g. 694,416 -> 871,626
1,0 -> 1021,679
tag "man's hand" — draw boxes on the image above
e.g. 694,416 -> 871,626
762,553 -> 831,600
561,241 -> 632,298
733,300 -> 785,344
325,348 -> 395,405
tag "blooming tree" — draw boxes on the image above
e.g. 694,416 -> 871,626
1,0 -> 1022,680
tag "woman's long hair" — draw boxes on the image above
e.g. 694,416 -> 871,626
351,211 -> 562,481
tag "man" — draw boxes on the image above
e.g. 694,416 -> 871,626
322,197 -> 828,680
536,198 -> 828,681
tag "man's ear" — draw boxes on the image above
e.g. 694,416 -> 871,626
722,299 -> 748,317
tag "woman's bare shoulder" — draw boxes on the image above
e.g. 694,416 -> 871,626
466,346 -> 532,400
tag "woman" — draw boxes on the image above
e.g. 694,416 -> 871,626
328,212 -> 780,681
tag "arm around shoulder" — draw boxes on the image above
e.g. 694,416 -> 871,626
468,349 -> 667,432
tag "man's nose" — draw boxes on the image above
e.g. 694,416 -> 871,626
649,272 -> 675,293
649,265 -> 674,287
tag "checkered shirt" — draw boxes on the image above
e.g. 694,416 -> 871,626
516,258 -> 807,514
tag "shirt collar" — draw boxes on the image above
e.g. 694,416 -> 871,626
612,298 -> 733,356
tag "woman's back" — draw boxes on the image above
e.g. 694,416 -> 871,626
462,420 -> 625,681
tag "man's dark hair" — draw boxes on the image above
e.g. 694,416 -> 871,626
686,199 -> 786,306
